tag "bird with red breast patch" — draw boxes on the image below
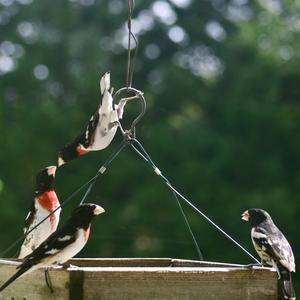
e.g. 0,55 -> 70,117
0,203 -> 105,292
242,208 -> 296,300
58,72 -> 128,166
18,166 -> 61,259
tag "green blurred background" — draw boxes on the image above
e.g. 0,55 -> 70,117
0,0 -> 299,293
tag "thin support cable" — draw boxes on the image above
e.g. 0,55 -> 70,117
172,190 -> 204,260
79,180 -> 97,206
161,177 -> 260,264
0,141 -> 127,258
126,0 -> 137,88
130,138 -> 260,264
79,141 -> 127,205
130,143 -> 203,260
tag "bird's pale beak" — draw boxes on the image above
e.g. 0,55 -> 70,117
58,156 -> 65,167
47,166 -> 57,176
94,205 -> 105,215
241,210 -> 250,221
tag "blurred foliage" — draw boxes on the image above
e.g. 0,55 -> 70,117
0,0 -> 300,292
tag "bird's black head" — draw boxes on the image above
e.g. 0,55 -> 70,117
70,203 -> 105,229
58,140 -> 79,167
58,136 -> 89,167
35,166 -> 57,195
242,208 -> 272,226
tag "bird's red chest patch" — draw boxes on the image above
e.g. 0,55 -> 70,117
37,191 -> 60,226
77,148 -> 90,156
38,191 -> 60,211
84,226 -> 91,241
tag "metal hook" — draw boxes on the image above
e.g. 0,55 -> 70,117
113,86 -> 146,140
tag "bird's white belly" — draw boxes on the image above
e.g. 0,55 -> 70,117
19,205 -> 61,258
88,121 -> 118,151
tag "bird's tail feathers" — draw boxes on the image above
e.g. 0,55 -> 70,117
0,263 -> 32,292
280,270 -> 296,300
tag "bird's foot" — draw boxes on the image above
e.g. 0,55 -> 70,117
108,120 -> 120,130
62,263 -> 79,269
68,264 -> 79,269
44,268 -> 54,294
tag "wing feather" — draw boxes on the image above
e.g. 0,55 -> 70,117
252,226 -> 295,272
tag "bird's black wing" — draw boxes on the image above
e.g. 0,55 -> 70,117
80,111 -> 100,148
266,231 -> 295,272
59,134 -> 83,160
253,226 -> 294,272
19,222 -> 77,268
23,201 -> 36,233
0,219 -> 77,292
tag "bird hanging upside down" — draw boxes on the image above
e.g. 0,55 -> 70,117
242,208 -> 296,300
0,203 -> 105,292
58,72 -> 129,166
18,166 -> 61,259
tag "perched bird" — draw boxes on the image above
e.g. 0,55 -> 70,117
18,166 -> 61,259
58,72 -> 126,166
0,203 -> 105,292
242,208 -> 296,300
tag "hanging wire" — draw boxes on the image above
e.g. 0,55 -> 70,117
129,138 -> 260,264
126,0 -> 138,88
0,141 -> 127,258
1,0 -> 257,266
173,192 -> 203,260
79,141 -> 128,205
122,0 -> 203,259
130,143 -> 203,260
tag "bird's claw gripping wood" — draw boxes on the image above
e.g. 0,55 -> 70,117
44,267 -> 54,293
62,263 -> 79,269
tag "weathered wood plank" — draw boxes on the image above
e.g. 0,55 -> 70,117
82,267 -> 277,300
0,258 -> 278,300
0,261 -> 68,300
69,258 -> 174,267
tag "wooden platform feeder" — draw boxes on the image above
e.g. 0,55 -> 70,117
0,258 -> 278,300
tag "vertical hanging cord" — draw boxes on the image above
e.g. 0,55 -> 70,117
126,0 -> 138,88
126,0 -> 133,88
124,0 -> 202,260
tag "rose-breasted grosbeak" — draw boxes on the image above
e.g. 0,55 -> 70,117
58,72 -> 126,166
0,203 -> 105,292
242,208 -> 296,300
18,166 -> 61,259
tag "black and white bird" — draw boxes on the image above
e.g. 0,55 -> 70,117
0,203 -> 105,292
18,166 -> 61,259
58,72 -> 127,166
242,208 -> 296,300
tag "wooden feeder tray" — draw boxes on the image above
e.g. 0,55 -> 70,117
0,258 -> 278,300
